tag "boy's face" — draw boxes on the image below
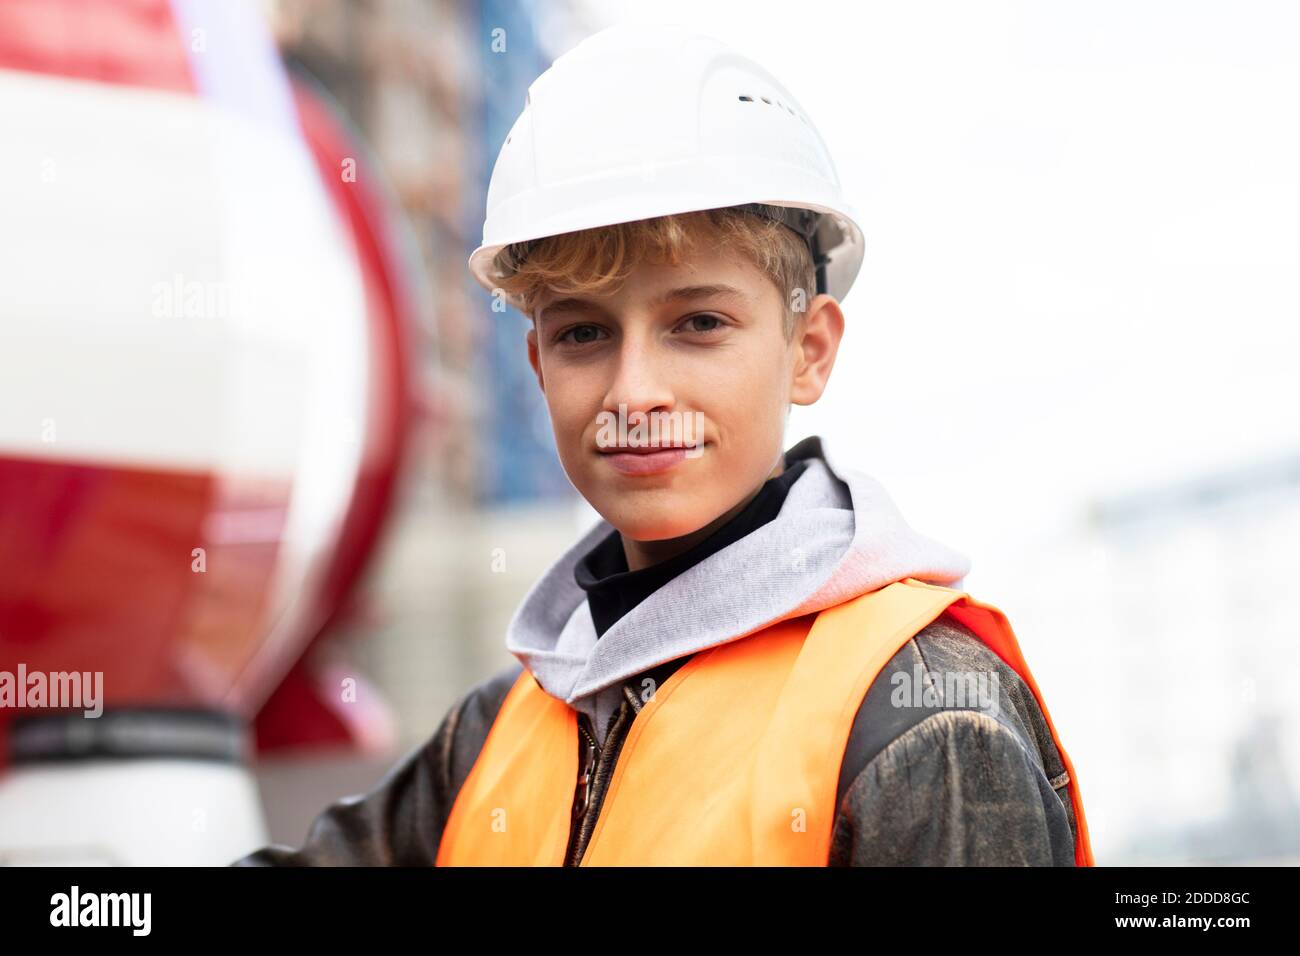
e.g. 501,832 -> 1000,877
526,237 -> 843,550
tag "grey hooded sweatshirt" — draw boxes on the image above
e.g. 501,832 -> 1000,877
232,435 -> 1080,866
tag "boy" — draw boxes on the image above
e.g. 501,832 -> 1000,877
234,23 -> 1093,867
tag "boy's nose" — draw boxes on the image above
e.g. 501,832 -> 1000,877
602,339 -> 675,418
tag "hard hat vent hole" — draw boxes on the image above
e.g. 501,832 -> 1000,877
738,94 -> 808,125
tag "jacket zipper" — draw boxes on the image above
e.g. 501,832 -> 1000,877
564,695 -> 635,866
570,716 -> 598,828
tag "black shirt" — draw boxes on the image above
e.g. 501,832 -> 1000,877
574,457 -> 809,639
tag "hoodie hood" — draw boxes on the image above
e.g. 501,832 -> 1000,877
504,434 -> 972,739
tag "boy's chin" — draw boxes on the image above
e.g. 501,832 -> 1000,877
603,511 -> 711,543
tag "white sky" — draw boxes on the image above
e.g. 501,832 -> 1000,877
571,0 -> 1300,579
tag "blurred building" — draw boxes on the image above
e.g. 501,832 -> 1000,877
982,449 -> 1300,864
1088,450 -> 1300,863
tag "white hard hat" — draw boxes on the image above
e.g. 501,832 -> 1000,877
468,23 -> 865,312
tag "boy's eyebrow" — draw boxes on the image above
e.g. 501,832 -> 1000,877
537,284 -> 747,326
652,284 -> 748,307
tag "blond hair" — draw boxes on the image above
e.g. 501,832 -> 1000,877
487,204 -> 815,340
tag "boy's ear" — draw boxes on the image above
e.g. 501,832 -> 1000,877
789,293 -> 845,407
526,324 -> 545,393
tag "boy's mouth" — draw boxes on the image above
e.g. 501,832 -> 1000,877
597,442 -> 702,477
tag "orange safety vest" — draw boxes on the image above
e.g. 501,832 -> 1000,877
436,577 -> 1095,866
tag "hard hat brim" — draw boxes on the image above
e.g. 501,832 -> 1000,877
469,192 -> 864,315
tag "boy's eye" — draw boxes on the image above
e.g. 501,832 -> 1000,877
555,323 -> 607,346
677,313 -> 725,334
